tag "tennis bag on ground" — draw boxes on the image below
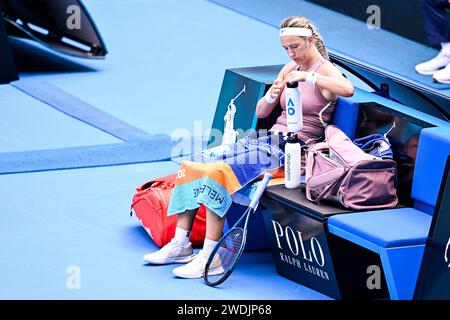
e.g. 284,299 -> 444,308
305,125 -> 398,210
130,173 -> 206,247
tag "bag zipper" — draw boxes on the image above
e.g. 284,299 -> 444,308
154,188 -> 169,241
347,167 -> 396,173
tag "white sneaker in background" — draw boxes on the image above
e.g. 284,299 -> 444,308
172,249 -> 224,279
143,239 -> 196,265
415,51 -> 450,75
433,63 -> 450,84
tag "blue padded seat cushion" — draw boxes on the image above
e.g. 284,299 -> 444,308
327,208 -> 432,248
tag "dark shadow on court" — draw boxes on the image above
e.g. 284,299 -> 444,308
9,36 -> 96,74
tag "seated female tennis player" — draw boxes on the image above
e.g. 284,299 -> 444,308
143,16 -> 354,279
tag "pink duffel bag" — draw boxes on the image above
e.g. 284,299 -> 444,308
305,125 -> 398,210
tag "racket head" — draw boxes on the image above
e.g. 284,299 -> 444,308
203,171 -> 272,287
203,226 -> 248,286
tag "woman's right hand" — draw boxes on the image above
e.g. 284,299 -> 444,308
268,79 -> 283,100
257,78 -> 283,118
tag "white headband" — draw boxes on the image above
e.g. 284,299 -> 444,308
279,27 -> 312,38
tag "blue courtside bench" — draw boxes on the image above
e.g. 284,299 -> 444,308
327,88 -> 450,299
259,89 -> 450,300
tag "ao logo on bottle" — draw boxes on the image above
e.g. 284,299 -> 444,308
287,98 -> 296,116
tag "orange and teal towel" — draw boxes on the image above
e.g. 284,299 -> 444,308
167,132 -> 286,217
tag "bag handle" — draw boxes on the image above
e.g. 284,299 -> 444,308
139,178 -> 173,191
130,180 -> 173,216
307,166 -> 346,189
130,174 -> 177,216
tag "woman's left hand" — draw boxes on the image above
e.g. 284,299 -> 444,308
285,71 -> 308,83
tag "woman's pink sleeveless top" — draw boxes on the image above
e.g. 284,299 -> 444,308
270,56 -> 336,145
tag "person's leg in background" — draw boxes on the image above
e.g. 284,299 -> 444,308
415,0 -> 450,82
423,0 -> 450,47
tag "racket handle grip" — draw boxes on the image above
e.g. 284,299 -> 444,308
249,172 -> 272,209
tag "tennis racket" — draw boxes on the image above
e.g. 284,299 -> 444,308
203,171 -> 273,286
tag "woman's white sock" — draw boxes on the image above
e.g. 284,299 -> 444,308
174,227 -> 191,247
202,238 -> 219,254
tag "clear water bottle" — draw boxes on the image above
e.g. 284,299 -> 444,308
285,82 -> 303,133
284,134 -> 301,189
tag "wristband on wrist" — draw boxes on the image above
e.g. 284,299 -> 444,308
306,72 -> 319,86
265,92 -> 277,104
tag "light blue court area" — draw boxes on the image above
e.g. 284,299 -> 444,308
0,85 -> 120,153
0,162 -> 329,300
15,0 -> 287,137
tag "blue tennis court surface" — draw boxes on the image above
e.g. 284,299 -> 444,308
0,84 -> 120,153
0,0 -> 438,300
0,161 -> 329,300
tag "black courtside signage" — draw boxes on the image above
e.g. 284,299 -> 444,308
270,220 -> 329,281
445,236 -> 450,267
415,155 -> 450,299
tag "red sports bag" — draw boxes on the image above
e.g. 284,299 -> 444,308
130,173 -> 206,248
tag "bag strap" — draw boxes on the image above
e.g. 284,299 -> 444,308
307,166 -> 346,189
305,142 -> 328,179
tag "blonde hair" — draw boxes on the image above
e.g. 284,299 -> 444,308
280,16 -> 329,61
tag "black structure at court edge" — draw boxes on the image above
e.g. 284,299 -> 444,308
414,155 -> 450,300
0,0 -> 108,84
0,7 -> 18,84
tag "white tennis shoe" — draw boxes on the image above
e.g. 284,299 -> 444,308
433,63 -> 450,84
143,239 -> 196,265
172,249 -> 224,279
415,51 -> 450,75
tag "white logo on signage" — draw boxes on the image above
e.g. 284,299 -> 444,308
271,220 -> 325,267
445,235 -> 450,268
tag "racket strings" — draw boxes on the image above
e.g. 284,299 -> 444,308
205,228 -> 244,278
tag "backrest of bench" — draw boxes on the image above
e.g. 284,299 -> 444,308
353,101 -> 433,207
412,127 -> 450,215
317,97 -> 450,214
255,90 -> 450,210
329,97 -> 360,139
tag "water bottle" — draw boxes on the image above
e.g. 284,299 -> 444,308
285,82 -> 303,133
284,134 -> 301,189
